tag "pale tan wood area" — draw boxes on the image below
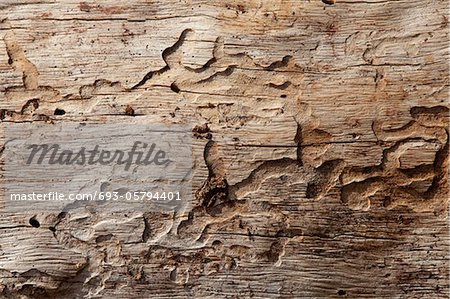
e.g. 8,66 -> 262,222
0,0 -> 449,298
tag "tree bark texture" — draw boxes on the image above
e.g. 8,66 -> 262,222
0,0 -> 449,298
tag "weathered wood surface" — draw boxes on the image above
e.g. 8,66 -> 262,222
0,0 -> 449,298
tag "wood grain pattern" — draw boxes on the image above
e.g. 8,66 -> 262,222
0,0 -> 448,298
